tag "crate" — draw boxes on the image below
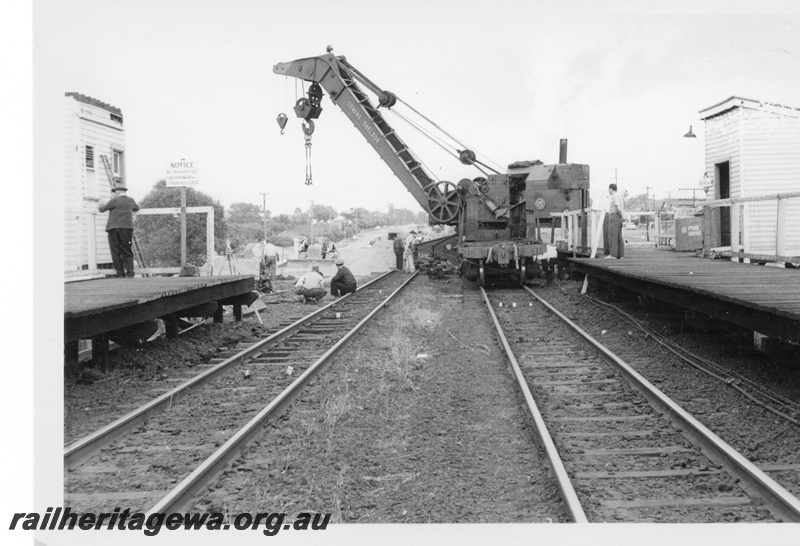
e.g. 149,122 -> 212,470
675,217 -> 703,252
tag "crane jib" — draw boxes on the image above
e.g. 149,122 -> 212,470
274,50 -> 595,287
273,53 -> 503,227
353,106 -> 382,144
344,100 -> 363,122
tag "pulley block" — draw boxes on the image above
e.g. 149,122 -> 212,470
294,97 -> 322,120
458,149 -> 477,165
302,119 -> 315,136
307,82 -> 323,107
276,113 -> 288,134
378,91 -> 397,108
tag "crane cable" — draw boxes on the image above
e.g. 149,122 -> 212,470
296,79 -> 314,185
394,96 -> 505,174
303,122 -> 314,185
387,107 -> 492,178
389,109 -> 461,160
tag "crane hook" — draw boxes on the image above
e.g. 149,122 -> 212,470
276,113 -> 288,135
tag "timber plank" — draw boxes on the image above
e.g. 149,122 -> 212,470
599,497 -> 752,509
64,276 -> 255,341
569,246 -> 800,343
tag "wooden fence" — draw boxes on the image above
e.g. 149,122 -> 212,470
702,191 -> 800,264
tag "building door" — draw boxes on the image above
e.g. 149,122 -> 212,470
716,161 -> 730,247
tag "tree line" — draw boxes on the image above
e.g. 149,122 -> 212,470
133,180 -> 426,268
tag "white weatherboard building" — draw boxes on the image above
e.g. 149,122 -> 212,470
700,96 -> 800,259
64,92 -> 126,278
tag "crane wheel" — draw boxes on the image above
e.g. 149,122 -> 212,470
426,180 -> 460,223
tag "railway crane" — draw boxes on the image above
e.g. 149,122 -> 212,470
273,48 -> 590,286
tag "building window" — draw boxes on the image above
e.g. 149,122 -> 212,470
84,144 -> 98,198
112,150 -> 123,176
85,145 -> 95,170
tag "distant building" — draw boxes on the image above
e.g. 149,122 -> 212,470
64,92 -> 126,278
700,96 -> 800,255
655,198 -> 702,214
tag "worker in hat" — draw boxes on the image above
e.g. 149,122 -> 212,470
403,230 -> 417,273
97,182 -> 140,278
330,258 -> 357,298
605,183 -> 625,259
294,265 -> 326,303
392,232 -> 405,270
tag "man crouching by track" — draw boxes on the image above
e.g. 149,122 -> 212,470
294,265 -> 326,303
330,259 -> 357,298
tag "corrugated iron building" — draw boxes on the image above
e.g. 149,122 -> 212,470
700,96 -> 800,257
64,92 -> 126,278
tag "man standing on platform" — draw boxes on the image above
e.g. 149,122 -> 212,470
605,183 -> 625,259
330,259 -> 357,298
98,183 -> 140,277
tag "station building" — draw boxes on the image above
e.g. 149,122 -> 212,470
64,92 -> 126,279
700,96 -> 800,262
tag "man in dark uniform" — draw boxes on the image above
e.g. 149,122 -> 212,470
330,259 -> 357,297
98,183 -> 140,277
392,233 -> 405,270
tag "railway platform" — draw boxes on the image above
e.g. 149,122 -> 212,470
568,246 -> 800,345
64,276 -> 257,367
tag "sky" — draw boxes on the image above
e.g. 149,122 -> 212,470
32,0 -> 800,218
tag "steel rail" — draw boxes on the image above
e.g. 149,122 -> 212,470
147,271 -> 419,514
523,285 -> 800,522
479,287 -> 588,523
64,271 -> 396,469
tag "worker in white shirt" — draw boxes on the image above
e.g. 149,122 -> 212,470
294,265 -> 326,303
605,183 -> 625,259
403,230 -> 417,272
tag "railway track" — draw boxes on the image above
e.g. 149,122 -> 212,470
483,285 -> 800,523
65,270 -> 416,513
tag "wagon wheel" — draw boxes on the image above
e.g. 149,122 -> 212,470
520,264 -> 526,286
426,180 -> 460,223
479,260 -> 485,288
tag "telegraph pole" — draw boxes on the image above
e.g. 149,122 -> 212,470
679,187 -> 699,206
609,168 -> 623,189
644,185 -> 653,242
260,192 -> 269,241
309,200 -> 315,242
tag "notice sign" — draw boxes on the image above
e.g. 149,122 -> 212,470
166,159 -> 199,187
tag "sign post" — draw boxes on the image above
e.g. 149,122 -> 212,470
166,159 -> 199,268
